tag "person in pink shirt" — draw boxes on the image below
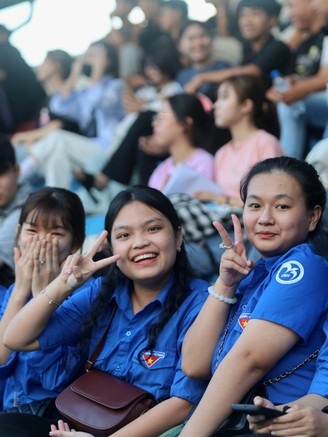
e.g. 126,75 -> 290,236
195,74 -> 284,207
147,93 -> 215,192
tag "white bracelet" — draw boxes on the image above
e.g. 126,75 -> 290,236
208,286 -> 237,304
41,288 -> 61,308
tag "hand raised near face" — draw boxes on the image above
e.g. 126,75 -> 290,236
31,234 -> 61,296
213,214 -> 254,290
13,235 -> 40,299
59,231 -> 120,293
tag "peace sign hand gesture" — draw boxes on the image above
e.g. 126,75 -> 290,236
213,214 -> 254,291
58,231 -> 120,293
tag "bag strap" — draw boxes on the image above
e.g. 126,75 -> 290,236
85,303 -> 117,372
216,311 -> 321,386
263,348 -> 321,385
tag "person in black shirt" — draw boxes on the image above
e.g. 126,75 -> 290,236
267,0 -> 328,159
184,0 -> 292,93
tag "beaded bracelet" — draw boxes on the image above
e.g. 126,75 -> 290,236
208,286 -> 237,304
41,288 -> 61,308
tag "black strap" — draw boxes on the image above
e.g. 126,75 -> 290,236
85,303 -> 117,372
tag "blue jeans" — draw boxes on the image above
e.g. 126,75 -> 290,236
278,90 -> 328,159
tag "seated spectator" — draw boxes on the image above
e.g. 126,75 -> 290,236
0,187 -> 89,418
148,93 -> 215,191
177,20 -> 231,101
19,40 -> 125,190
75,37 -> 183,200
195,74 -> 283,208
10,49 -> 80,184
0,25 -> 46,135
0,135 -> 30,289
172,75 -> 283,278
11,49 -> 76,149
184,0 -> 292,93
2,186 -> 209,437
179,156 -> 328,436
267,0 -> 328,159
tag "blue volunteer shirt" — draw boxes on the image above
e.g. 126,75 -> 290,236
212,243 -> 328,404
39,276 -> 209,404
0,280 -> 94,410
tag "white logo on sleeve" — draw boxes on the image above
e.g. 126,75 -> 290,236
276,261 -> 304,284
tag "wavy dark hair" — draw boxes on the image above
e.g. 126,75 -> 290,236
240,156 -> 327,238
220,74 -> 280,138
85,185 -> 193,358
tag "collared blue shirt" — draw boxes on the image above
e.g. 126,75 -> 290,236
212,243 -> 328,404
39,276 -> 209,404
0,280 -> 94,410
49,75 -> 125,149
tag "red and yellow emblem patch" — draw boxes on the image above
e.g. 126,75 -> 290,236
142,351 -> 165,368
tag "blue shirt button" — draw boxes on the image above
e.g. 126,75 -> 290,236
126,331 -> 131,336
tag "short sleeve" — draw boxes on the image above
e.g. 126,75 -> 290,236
251,247 -> 328,341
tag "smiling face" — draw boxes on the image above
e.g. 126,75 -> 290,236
214,82 -> 248,128
243,171 -> 321,258
18,211 -> 75,266
179,23 -> 212,65
110,201 -> 182,291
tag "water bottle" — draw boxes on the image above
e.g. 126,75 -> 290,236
270,70 -> 305,116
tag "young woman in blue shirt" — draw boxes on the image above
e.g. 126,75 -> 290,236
179,156 -> 328,436
3,185 -> 209,437
0,187 -> 88,418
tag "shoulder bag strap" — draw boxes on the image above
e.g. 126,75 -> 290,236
85,303 -> 117,372
263,348 -> 321,386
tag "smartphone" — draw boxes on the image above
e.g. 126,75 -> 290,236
231,404 -> 286,418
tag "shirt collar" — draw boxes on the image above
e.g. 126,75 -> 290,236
111,274 -> 175,311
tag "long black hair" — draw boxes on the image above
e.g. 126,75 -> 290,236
85,186 -> 193,357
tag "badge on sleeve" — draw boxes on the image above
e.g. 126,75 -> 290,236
142,351 -> 165,368
275,261 -> 304,284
